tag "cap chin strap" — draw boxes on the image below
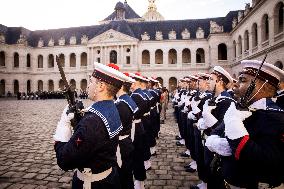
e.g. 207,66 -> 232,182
248,80 -> 268,103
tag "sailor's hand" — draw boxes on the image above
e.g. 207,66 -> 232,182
224,102 -> 251,140
53,105 -> 74,142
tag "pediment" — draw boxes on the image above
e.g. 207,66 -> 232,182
88,29 -> 138,44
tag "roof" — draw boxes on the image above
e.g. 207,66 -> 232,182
0,10 -> 239,47
103,1 -> 141,21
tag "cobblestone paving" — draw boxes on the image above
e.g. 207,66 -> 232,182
0,99 -> 198,189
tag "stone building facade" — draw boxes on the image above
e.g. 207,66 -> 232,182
0,0 -> 283,95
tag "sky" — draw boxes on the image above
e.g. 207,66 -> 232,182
1,0 -> 251,31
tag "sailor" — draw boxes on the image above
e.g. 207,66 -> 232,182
115,70 -> 138,189
220,60 -> 284,189
53,62 -> 126,189
129,72 -> 151,189
197,66 -> 235,189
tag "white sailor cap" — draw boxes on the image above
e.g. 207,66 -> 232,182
197,73 -> 211,80
212,66 -> 234,84
148,77 -> 159,83
188,75 -> 199,81
123,72 -> 136,83
129,72 -> 150,83
92,62 -> 127,88
241,60 -> 284,87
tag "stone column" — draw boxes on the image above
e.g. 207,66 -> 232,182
65,53 -> 70,69
150,50 -> 155,67
76,53 -> 81,71
177,48 -> 182,68
120,46 -> 124,65
269,15 -> 274,46
192,48 -> 196,66
249,31 -> 253,54
163,49 -> 168,67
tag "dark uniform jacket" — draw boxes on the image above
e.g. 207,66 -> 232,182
54,100 -> 122,174
224,98 -> 284,188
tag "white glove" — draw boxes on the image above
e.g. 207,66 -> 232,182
197,118 -> 206,130
53,105 -> 74,142
205,135 -> 232,156
187,111 -> 196,120
201,99 -> 218,128
224,102 -> 251,140
191,99 -> 201,114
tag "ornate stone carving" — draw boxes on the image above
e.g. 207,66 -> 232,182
17,34 -> 28,46
0,34 -> 5,44
48,38 -> 54,47
168,30 -> 176,40
38,38 -> 44,47
58,37 -> 65,46
141,32 -> 150,40
244,3 -> 250,16
70,36 -> 76,45
181,28 -> 190,39
232,17 -> 238,28
238,11 -> 244,22
196,27 -> 204,39
155,31 -> 163,40
81,35 -> 88,45
210,21 -> 224,33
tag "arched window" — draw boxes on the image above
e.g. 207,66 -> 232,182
261,14 -> 269,42
59,54 -> 65,67
38,80 -> 43,91
274,61 -> 283,70
238,35 -> 242,55
155,49 -> 163,64
14,80 -> 19,94
196,48 -> 205,63
26,54 -> 31,67
169,77 -> 177,92
14,52 -> 19,67
48,54 -> 54,68
110,50 -> 117,64
70,79 -> 76,90
218,43 -> 227,60
27,80 -> 31,93
142,50 -> 150,64
156,77 -> 163,86
81,79 -> 87,91
38,55 -> 43,68
0,51 -> 5,66
48,80 -> 54,91
252,23 -> 258,47
274,2 -> 284,34
168,49 -> 177,64
233,41 -> 237,58
0,79 -> 5,96
70,53 -> 76,67
182,48 -> 191,63
81,52 -> 87,67
244,30 -> 249,51
59,79 -> 64,90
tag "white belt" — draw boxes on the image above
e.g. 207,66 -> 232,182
143,112 -> 150,116
156,102 -> 160,113
76,167 -> 112,189
116,135 -> 130,168
131,119 -> 141,142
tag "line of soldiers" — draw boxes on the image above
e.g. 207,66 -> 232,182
53,62 -> 162,189
172,60 -> 284,189
15,90 -> 88,100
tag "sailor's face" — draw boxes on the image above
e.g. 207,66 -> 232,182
208,74 -> 217,92
233,73 -> 252,101
199,79 -> 209,91
87,77 -> 100,101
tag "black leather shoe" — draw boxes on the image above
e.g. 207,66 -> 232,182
184,164 -> 191,169
185,167 -> 196,173
180,152 -> 190,158
176,141 -> 184,146
190,185 -> 199,189
175,135 -> 182,140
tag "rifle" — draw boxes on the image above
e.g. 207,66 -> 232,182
240,52 -> 268,108
56,55 -> 84,129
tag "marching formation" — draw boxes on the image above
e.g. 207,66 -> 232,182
53,62 -> 163,189
172,60 -> 284,189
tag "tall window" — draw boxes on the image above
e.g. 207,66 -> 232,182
168,49 -> 177,64
81,52 -> 87,67
244,30 -> 249,51
182,48 -> 191,63
38,55 -> 43,68
26,54 -> 31,67
196,48 -> 205,63
252,23 -> 258,47
218,43 -> 227,60
261,14 -> 269,42
14,53 -> 19,67
155,49 -> 163,64
70,53 -> 76,67
48,54 -> 54,68
233,41 -> 237,58
142,50 -> 150,64
238,36 -> 242,55
110,50 -> 117,64
274,2 -> 284,34
0,51 -> 5,66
